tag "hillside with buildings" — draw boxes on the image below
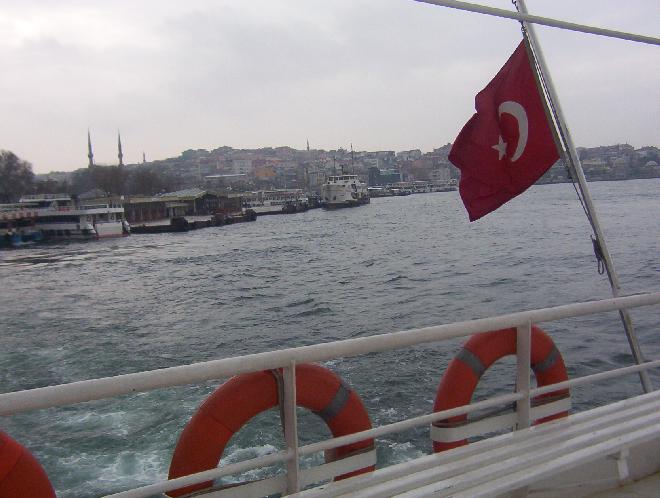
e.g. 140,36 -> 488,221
33,142 -> 660,197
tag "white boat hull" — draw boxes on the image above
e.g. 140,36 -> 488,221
94,221 -> 126,238
321,174 -> 370,209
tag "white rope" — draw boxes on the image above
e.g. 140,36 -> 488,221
414,0 -> 660,46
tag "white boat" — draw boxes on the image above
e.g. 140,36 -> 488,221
366,186 -> 393,198
432,179 -> 458,192
243,190 -> 309,215
321,174 -> 370,209
16,194 -> 130,240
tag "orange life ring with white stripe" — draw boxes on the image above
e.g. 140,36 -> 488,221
433,326 -> 569,453
0,431 -> 56,498
168,363 -> 375,497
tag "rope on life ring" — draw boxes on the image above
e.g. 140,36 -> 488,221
0,431 -> 56,498
168,363 -> 375,497
432,326 -> 570,453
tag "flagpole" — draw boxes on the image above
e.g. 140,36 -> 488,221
516,0 -> 653,393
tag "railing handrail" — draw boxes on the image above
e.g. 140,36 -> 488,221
4,292 -> 660,498
1,292 -> 658,416
105,360 -> 660,498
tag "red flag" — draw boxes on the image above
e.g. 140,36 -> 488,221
449,41 -> 559,221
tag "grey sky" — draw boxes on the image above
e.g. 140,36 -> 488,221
1,0 -> 658,174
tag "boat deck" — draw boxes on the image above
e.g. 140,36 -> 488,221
292,390 -> 660,498
590,471 -> 660,497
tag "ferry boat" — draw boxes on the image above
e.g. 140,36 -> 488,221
321,174 -> 370,209
432,179 -> 458,192
366,186 -> 392,198
243,190 -> 309,215
0,208 -> 43,248
14,194 -> 130,240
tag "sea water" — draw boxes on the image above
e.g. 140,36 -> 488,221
1,179 -> 659,496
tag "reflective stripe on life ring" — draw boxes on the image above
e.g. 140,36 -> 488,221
168,363 -> 375,497
432,326 -> 569,453
0,431 -> 56,498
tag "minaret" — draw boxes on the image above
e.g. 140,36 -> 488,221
142,152 -> 146,164
87,129 -> 95,168
117,131 -> 124,167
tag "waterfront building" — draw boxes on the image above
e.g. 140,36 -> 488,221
122,189 -> 242,224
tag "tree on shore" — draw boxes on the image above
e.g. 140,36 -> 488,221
125,167 -> 180,195
66,166 -> 129,196
0,150 -> 35,202
92,165 -> 128,195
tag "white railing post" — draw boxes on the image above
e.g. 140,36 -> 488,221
516,322 -> 532,430
282,361 -> 301,493
514,322 -> 532,498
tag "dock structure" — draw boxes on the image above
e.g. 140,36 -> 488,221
121,188 -> 254,234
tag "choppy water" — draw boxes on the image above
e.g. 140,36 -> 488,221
1,179 -> 659,497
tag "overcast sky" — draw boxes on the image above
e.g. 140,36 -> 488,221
1,0 -> 658,174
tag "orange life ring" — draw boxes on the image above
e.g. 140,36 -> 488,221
168,363 -> 374,497
0,431 -> 56,498
433,326 -> 569,453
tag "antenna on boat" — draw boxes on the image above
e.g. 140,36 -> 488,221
351,143 -> 355,174
517,0 -> 653,393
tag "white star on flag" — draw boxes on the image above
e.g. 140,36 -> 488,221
492,136 -> 507,160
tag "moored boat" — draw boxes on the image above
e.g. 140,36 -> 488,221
321,174 -> 370,209
243,189 -> 309,215
14,194 -> 129,240
0,208 -> 43,247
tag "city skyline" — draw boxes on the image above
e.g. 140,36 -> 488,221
1,0 -> 658,174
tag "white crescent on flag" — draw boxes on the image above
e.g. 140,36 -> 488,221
493,101 -> 529,162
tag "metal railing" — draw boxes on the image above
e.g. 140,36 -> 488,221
414,0 -> 660,46
1,292 -> 659,497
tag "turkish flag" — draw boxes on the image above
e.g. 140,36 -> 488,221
449,41 -> 559,221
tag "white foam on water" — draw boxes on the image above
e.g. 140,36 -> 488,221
221,443 -> 279,465
57,410 -> 131,436
102,450 -> 167,484
57,449 -> 168,497
217,444 -> 282,484
378,407 -> 399,418
382,439 -> 426,464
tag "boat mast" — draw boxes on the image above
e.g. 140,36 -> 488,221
517,0 -> 652,393
351,143 -> 355,174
